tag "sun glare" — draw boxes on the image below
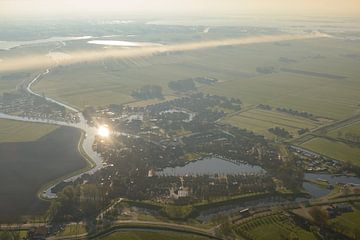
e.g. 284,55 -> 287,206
97,125 -> 110,138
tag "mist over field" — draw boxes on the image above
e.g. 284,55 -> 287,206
0,32 -> 327,72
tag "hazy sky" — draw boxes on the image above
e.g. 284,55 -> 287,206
1,0 -> 359,19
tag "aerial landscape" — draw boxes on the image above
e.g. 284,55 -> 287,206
0,0 -> 360,239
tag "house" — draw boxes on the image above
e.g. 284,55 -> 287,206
326,204 -> 353,218
170,186 -> 190,199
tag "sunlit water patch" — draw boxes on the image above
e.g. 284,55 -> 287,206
157,156 -> 265,176
87,40 -> 162,47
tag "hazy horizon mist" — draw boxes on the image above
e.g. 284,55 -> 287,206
1,0 -> 360,21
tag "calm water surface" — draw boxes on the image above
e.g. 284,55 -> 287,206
303,173 -> 360,198
157,156 -> 265,176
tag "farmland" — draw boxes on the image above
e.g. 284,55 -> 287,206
327,121 -> 360,139
30,37 -> 360,123
0,126 -> 86,221
301,137 -> 360,166
0,119 -> 58,143
296,119 -> 360,166
222,108 -> 320,139
236,214 -> 317,240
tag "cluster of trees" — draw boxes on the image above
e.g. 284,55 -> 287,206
168,79 -> 196,92
82,106 -> 96,124
298,128 -> 310,135
193,77 -> 218,85
276,107 -> 316,120
275,160 -> 304,191
257,104 -> 272,110
131,85 -> 163,100
47,184 -> 108,223
268,127 -> 292,138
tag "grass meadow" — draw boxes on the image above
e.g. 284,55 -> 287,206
222,108 -> 320,139
327,121 -> 360,139
0,119 -> 58,143
301,137 -> 360,166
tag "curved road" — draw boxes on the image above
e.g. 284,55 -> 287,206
0,67 -> 104,199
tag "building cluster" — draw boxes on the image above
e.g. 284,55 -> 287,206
291,146 -> 342,172
0,91 -> 79,123
326,204 -> 353,218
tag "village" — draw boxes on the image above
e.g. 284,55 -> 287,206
0,89 -> 79,124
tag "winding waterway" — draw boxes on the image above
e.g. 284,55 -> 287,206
0,68 -> 104,199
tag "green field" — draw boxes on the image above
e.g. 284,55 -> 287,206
0,230 -> 28,239
0,119 -> 58,143
201,38 -> 360,120
56,223 -> 87,237
236,214 -> 317,240
126,95 -> 178,107
99,231 -> 211,240
32,38 -> 360,121
0,78 -> 20,95
301,137 -> 360,166
327,121 -> 360,139
222,108 -> 320,139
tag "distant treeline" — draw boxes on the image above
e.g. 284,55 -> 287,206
256,66 -> 276,74
168,79 -> 197,92
256,104 -> 317,121
167,77 -> 219,92
337,131 -> 360,144
193,77 -> 218,85
276,107 -> 316,120
131,85 -> 163,100
257,104 -> 272,110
